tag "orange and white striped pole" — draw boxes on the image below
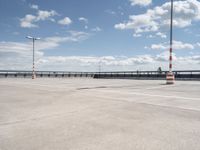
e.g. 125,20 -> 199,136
166,0 -> 175,84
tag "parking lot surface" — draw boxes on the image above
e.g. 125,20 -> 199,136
0,78 -> 200,150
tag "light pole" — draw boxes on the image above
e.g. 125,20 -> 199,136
98,57 -> 105,73
166,0 -> 175,84
99,59 -> 102,73
26,36 -> 40,79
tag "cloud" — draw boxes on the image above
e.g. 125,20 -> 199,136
37,54 -> 200,71
58,17 -> 72,25
0,30 -> 92,70
79,17 -> 88,23
196,42 -> 200,47
91,27 -> 102,32
43,31 -> 90,46
133,33 -> 142,37
30,4 -> 39,10
129,0 -> 152,6
67,31 -> 90,41
105,10 -> 117,15
147,35 -> 155,38
0,31 -> 90,53
20,14 -> 38,28
1,49 -> 200,71
155,51 -> 176,62
151,43 -> 168,50
115,0 -> 200,34
156,32 -> 167,38
37,10 -> 58,21
20,9 -> 58,28
0,37 -> 199,71
151,40 -> 194,50
84,25 -> 88,29
0,41 -> 31,54
115,13 -> 158,33
167,41 -> 194,50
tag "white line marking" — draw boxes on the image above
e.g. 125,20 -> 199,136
145,85 -> 176,90
130,92 -> 200,101
83,89 -> 200,101
79,91 -> 200,111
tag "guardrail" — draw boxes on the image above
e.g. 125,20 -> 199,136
0,70 -> 200,80
93,70 -> 200,80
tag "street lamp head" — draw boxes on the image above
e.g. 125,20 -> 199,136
26,36 -> 40,40
35,37 -> 40,40
26,36 -> 33,39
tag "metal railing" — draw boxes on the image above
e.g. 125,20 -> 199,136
0,70 -> 200,80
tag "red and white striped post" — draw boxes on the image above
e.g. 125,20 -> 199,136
26,36 -> 40,79
32,38 -> 36,79
166,0 -> 175,84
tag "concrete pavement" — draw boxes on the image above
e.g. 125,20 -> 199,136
0,78 -> 200,150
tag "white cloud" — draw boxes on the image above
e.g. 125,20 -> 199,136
105,10 -> 116,15
156,32 -> 167,38
196,42 -> 200,47
79,17 -> 88,23
151,40 -> 194,50
84,25 -> 88,29
91,27 -> 102,32
20,9 -> 58,28
1,49 -> 200,71
43,31 -> 90,45
20,14 -> 38,28
37,10 -> 58,21
38,54 -> 200,71
0,42 -> 31,54
115,13 -> 158,33
0,31 -> 90,57
147,35 -> 154,38
68,31 -> 90,41
151,43 -> 168,50
0,39 -> 199,71
133,33 -> 142,37
115,0 -> 200,34
173,41 -> 194,50
30,4 -> 39,10
129,0 -> 152,6
155,51 -> 176,62
0,31 -> 92,70
58,17 -> 72,25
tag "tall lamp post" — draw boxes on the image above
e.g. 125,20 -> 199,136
98,58 -> 105,73
26,36 -> 40,79
166,0 -> 175,84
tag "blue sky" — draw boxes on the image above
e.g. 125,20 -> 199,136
0,0 -> 200,71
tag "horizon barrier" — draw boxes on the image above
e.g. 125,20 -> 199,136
0,70 -> 200,80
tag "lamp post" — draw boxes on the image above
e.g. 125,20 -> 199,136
166,0 -> 175,84
99,59 -> 102,73
98,57 -> 105,73
26,36 -> 40,79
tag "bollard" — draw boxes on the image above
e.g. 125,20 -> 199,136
166,72 -> 175,84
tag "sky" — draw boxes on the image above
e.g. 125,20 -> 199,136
0,0 -> 200,71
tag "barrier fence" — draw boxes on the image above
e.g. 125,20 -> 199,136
0,70 -> 200,80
